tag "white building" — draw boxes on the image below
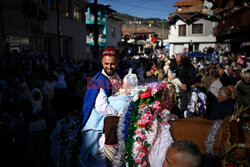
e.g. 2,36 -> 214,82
168,13 -> 217,56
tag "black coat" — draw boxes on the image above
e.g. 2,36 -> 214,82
209,99 -> 235,120
170,59 -> 197,90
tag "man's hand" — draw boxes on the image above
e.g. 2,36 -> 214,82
181,84 -> 187,91
125,92 -> 131,95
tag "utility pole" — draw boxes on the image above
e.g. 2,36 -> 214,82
134,16 -> 137,54
161,21 -> 164,48
56,0 -> 61,64
94,0 -> 99,59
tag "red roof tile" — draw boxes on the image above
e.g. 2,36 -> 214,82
174,0 -> 203,7
122,27 -> 152,34
177,4 -> 203,13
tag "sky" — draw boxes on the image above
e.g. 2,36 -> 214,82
89,0 -> 178,20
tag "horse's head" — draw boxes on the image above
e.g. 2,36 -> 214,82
217,104 -> 250,166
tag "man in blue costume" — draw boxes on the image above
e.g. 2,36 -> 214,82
79,47 -> 124,167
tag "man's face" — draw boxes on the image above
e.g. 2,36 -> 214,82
176,54 -> 183,66
244,76 -> 250,84
102,56 -> 118,76
217,90 -> 224,102
218,69 -> 224,76
163,147 -> 192,167
227,85 -> 237,99
227,66 -> 233,75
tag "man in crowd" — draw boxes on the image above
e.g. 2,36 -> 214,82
227,85 -> 237,104
208,72 -> 223,98
170,53 -> 197,118
162,140 -> 202,167
218,68 -> 230,86
235,72 -> 250,108
79,47 -> 124,166
209,87 -> 235,120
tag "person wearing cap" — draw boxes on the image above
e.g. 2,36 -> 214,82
170,53 -> 197,118
79,47 -> 124,167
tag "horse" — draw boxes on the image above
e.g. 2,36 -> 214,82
168,105 -> 250,166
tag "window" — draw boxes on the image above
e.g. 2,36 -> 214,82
8,35 -> 30,53
192,24 -> 203,34
40,0 -> 53,9
111,28 -> 116,38
60,0 -> 70,17
178,25 -> 186,36
194,43 -> 199,51
74,4 -> 83,22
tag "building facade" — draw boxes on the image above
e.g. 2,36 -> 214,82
0,0 -> 87,63
167,0 -> 217,56
85,3 -> 121,59
213,0 -> 250,55
168,15 -> 217,56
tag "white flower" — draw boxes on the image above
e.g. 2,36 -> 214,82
133,93 -> 139,102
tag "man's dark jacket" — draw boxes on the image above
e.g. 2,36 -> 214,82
209,98 -> 235,120
170,58 -> 197,90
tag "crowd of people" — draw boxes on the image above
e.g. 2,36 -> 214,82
0,45 -> 249,167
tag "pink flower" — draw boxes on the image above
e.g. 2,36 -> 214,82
134,157 -> 141,164
153,101 -> 160,108
151,88 -> 158,96
138,152 -> 145,159
138,133 -> 146,140
154,108 -> 160,113
140,92 -> 150,99
136,139 -> 142,144
161,121 -> 166,125
136,129 -> 141,134
142,161 -> 147,167
138,143 -> 144,150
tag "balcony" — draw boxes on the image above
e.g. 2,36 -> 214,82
214,7 -> 250,36
86,35 -> 106,46
86,15 -> 105,24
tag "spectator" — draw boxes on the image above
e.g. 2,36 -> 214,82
170,53 -> 197,116
43,74 -> 56,106
204,67 -> 215,92
208,72 -> 223,98
227,85 -> 237,104
235,72 -> 250,108
162,140 -> 202,167
218,68 -> 230,86
209,87 -> 235,120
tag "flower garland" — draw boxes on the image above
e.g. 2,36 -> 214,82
114,99 -> 134,167
54,111 -> 82,167
123,81 -> 176,166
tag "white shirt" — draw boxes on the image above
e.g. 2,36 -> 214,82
209,78 -> 223,97
94,70 -> 121,116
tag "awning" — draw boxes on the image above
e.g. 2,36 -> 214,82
189,52 -> 211,58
